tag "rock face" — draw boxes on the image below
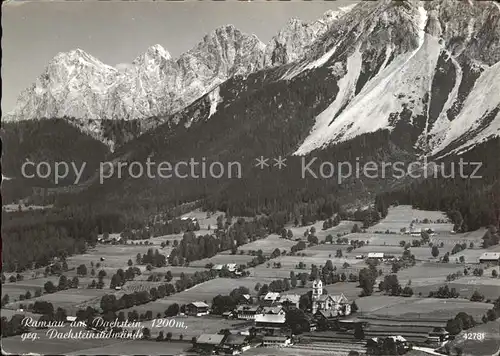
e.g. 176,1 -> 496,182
6,26 -> 265,126
5,9 -> 354,147
5,0 -> 500,158
263,6 -> 355,67
290,0 -> 500,157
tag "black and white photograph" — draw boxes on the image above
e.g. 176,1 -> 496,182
1,0 -> 500,355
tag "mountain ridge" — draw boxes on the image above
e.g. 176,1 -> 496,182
4,7 -> 354,149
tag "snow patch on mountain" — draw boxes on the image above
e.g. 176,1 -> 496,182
294,47 -> 362,155
432,61 -> 500,157
207,86 -> 222,119
294,6 -> 435,156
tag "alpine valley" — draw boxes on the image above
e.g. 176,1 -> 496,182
2,0 -> 500,231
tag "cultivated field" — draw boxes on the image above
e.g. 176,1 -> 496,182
5,288 -> 110,314
228,234 -> 297,254
366,206 -> 452,234
118,277 -> 276,316
66,340 -> 192,356
369,297 -> 492,321
395,262 -> 466,286
189,254 -> 256,268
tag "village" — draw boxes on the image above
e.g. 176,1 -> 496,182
2,205 -> 500,356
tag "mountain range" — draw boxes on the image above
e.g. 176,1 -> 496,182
3,6 -> 354,149
2,0 -> 500,214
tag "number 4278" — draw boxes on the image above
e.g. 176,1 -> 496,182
464,332 -> 485,341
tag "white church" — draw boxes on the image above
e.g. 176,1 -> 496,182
311,278 -> 351,317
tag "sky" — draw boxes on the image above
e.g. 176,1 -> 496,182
1,0 -> 357,114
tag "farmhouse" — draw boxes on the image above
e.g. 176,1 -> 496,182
254,306 -> 286,333
367,252 -> 384,260
186,301 -> 210,316
262,292 -> 281,304
427,327 -> 450,346
236,305 -> 261,320
410,228 -> 422,237
237,294 -> 253,305
262,335 -> 291,347
226,263 -> 237,272
221,335 -> 250,354
279,294 -> 300,308
479,252 -> 500,264
194,334 -> 226,353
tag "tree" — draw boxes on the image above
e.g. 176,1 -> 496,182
254,283 -> 262,293
446,318 -> 462,335
58,275 -> 69,290
285,308 -> 310,334
431,245 -> 439,258
1,295 -> 10,307
143,327 -> 151,340
166,332 -> 173,341
354,324 -> 365,339
165,304 -> 180,317
128,259 -> 133,267
34,289 -> 42,297
351,224 -> 361,233
351,301 -> 358,313
156,331 -> 164,341
76,264 -> 87,276
44,281 -> 57,294
358,268 -> 376,296
492,269 -> 498,278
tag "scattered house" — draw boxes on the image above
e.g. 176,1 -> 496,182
186,301 -> 210,316
278,294 -> 300,308
262,292 -> 281,304
426,327 -> 450,346
222,311 -> 235,319
262,335 -> 292,347
260,306 -> 286,317
114,286 -> 122,290
367,252 -> 384,260
226,263 -> 237,272
255,306 -> 286,333
367,335 -> 410,352
237,294 -> 253,305
355,255 -> 364,259
194,334 -> 226,353
479,252 -> 500,264
236,305 -> 262,320
410,228 -> 422,237
221,334 -> 250,354
66,316 -> 77,322
212,264 -> 224,271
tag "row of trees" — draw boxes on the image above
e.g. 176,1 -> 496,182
99,269 -> 217,313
